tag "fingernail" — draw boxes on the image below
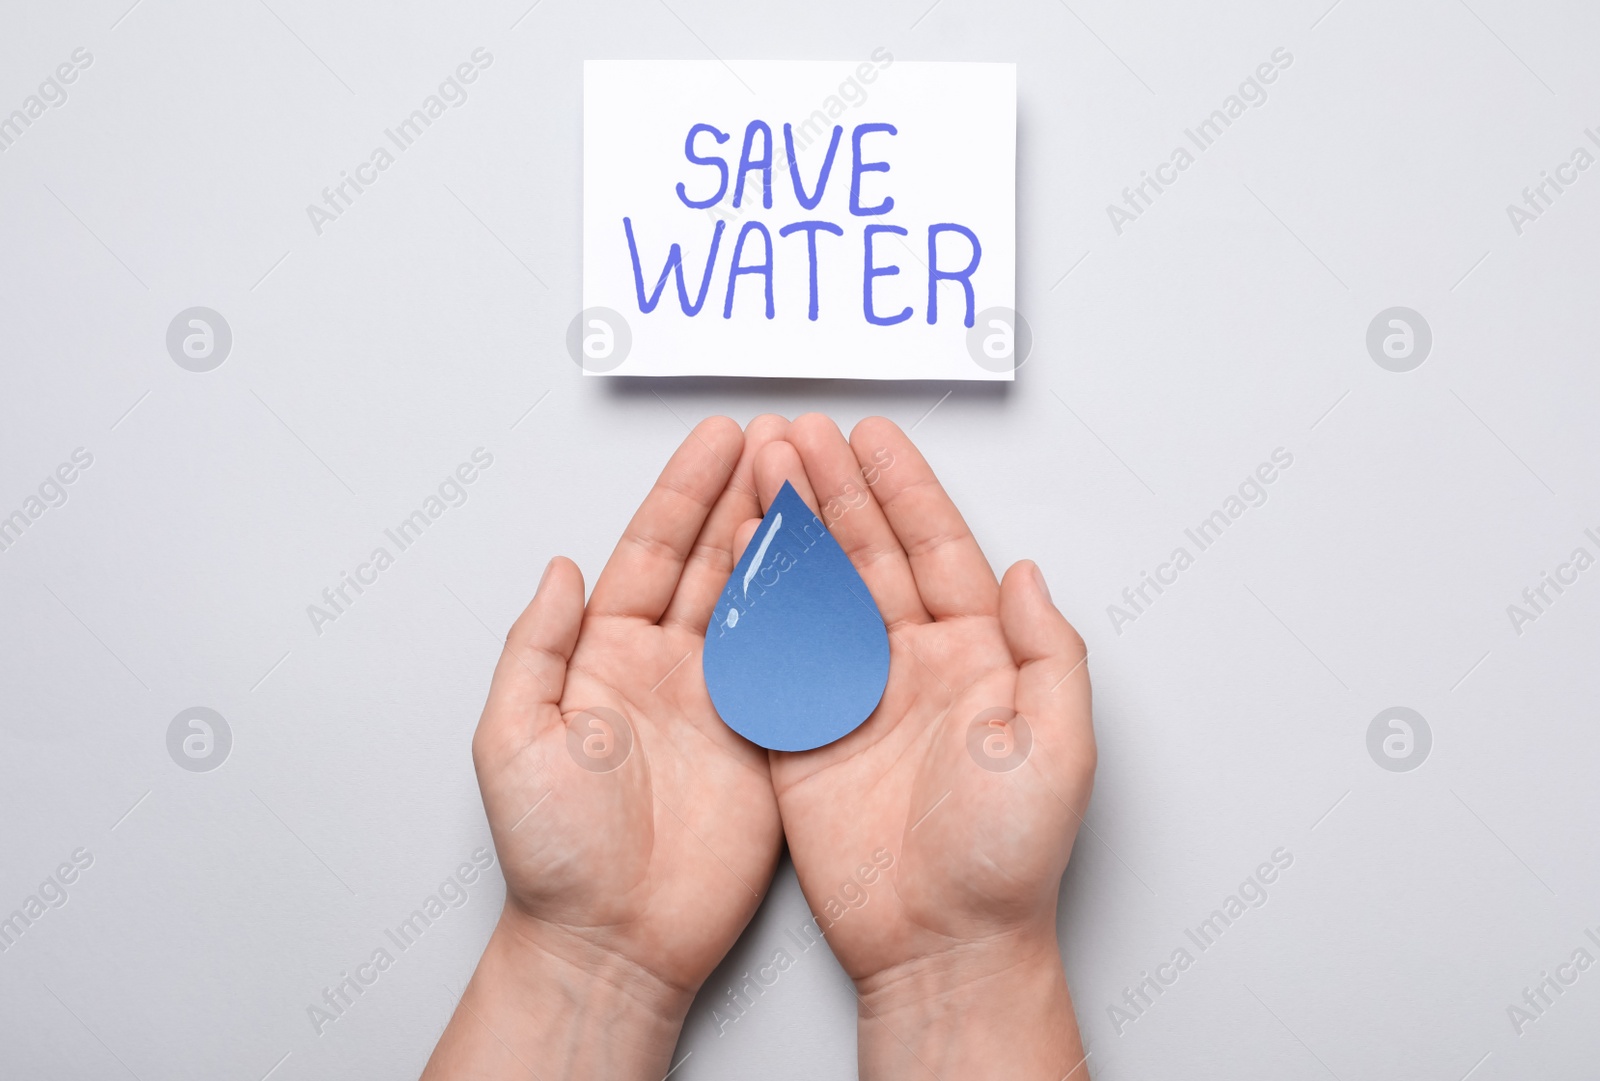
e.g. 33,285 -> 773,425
537,558 -> 555,594
1032,562 -> 1051,603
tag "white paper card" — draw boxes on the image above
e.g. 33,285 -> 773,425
581,59 -> 1016,379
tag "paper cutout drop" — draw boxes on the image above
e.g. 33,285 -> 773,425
703,481 -> 890,751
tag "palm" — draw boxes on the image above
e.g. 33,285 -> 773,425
756,416 -> 1094,985
473,418 -> 786,996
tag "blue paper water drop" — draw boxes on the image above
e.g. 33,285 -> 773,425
703,481 -> 890,751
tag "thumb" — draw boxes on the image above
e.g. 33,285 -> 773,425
491,556 -> 584,720
999,560 -> 1094,791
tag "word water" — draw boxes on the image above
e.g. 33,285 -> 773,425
703,481 -> 889,751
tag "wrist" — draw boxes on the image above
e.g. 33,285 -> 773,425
421,907 -> 692,1080
494,904 -> 697,1027
854,926 -> 1085,1081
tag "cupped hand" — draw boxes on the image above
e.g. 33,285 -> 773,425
740,414 -> 1095,1077
472,415 -> 789,1010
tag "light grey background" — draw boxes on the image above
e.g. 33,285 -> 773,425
2,1 -> 1597,1078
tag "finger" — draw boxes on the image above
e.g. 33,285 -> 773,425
732,517 -> 762,558
1000,561 -> 1094,796
753,438 -> 819,512
483,557 -> 584,730
662,413 -> 789,632
788,412 -> 929,627
588,416 -> 743,621
850,416 -> 999,620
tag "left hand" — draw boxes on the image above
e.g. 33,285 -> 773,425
425,415 -> 790,1080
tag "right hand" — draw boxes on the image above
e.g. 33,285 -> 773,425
743,414 -> 1095,1078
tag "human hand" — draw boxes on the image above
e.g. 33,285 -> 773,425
425,416 -> 790,1080
742,414 -> 1095,1081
